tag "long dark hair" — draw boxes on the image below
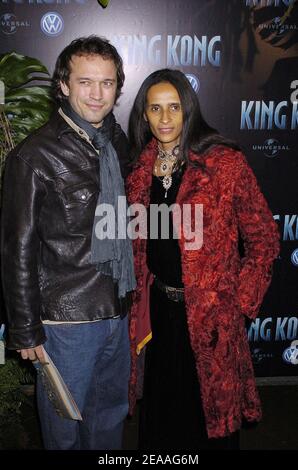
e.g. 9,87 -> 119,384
52,35 -> 125,104
128,68 -> 240,166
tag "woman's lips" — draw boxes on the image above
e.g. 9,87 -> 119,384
158,128 -> 174,134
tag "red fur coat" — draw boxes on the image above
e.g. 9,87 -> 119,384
126,139 -> 280,438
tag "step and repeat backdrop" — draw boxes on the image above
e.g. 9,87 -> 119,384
0,0 -> 297,377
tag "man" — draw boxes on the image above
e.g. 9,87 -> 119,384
1,36 -> 135,450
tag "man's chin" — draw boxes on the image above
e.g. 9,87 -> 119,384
84,113 -> 105,127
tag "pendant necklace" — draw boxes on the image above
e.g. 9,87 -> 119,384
154,145 -> 180,198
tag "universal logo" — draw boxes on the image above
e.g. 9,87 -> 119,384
0,12 -> 30,35
185,74 -> 200,93
40,12 -> 64,37
252,138 -> 290,157
258,16 -> 297,36
251,348 -> 274,364
283,340 -> 298,365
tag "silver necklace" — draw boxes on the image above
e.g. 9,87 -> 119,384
154,145 -> 180,198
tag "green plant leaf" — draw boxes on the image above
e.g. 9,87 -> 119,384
2,85 -> 53,144
0,52 -> 50,90
6,85 -> 52,102
97,0 -> 110,7
0,52 -> 53,195
6,86 -> 53,105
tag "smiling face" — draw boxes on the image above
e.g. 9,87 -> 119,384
60,54 -> 117,128
144,81 -> 183,151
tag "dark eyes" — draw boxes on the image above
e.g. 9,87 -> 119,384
79,81 -> 114,87
149,104 -> 181,113
170,104 -> 181,111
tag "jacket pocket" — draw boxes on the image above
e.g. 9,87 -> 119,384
60,181 -> 99,234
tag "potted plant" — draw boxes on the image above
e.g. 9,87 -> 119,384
0,51 -> 53,192
0,355 -> 38,449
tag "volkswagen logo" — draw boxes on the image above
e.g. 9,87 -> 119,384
291,248 -> 298,267
282,340 -> 298,365
185,74 -> 200,93
40,12 -> 64,37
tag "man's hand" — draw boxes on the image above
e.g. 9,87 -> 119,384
17,345 -> 46,362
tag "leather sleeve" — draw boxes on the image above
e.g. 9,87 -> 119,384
1,151 -> 47,349
234,152 -> 280,319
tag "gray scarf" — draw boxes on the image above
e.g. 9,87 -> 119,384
61,102 -> 136,298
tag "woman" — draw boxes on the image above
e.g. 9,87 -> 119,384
126,69 -> 279,450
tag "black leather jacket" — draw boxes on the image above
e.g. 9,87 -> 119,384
1,110 -> 131,350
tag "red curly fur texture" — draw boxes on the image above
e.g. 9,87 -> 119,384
126,139 -> 280,438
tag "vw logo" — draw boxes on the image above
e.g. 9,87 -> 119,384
40,12 -> 64,37
291,249 -> 298,267
283,340 -> 298,365
185,74 -> 200,93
